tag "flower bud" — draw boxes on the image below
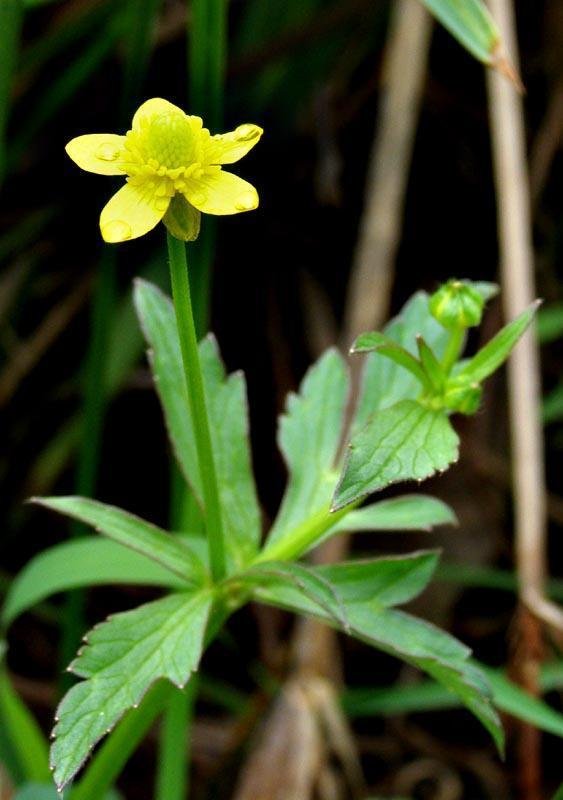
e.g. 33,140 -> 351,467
429,280 -> 484,330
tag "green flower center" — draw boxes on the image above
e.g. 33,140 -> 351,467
143,113 -> 197,168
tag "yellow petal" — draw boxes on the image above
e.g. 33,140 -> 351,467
65,134 -> 126,175
132,98 -> 185,130
100,182 -> 169,243
163,195 -> 201,241
184,170 -> 259,216
205,124 -> 263,165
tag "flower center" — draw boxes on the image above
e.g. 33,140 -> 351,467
143,113 -> 197,168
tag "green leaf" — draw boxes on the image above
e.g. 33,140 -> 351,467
265,349 -> 349,550
51,591 -> 212,791
333,400 -> 459,511
344,660 -> 563,741
31,497 -> 205,584
484,667 -> 563,739
418,0 -> 500,64
354,292 -> 449,431
12,786 -> 121,800
318,551 -> 439,605
0,668 -> 50,784
417,336 -> 445,391
352,332 -> 428,388
134,279 -> 261,568
340,494 -> 457,533
553,782 -> 563,800
457,301 -> 540,384
2,539 -> 187,627
472,281 -> 499,303
254,580 -> 502,751
12,787 -> 60,800
237,561 -> 349,631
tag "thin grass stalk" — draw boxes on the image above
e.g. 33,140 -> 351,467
120,0 -> 162,117
187,0 -> 226,334
0,0 -> 23,183
155,681 -> 198,800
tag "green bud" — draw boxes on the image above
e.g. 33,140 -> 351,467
429,279 -> 485,330
443,376 -> 482,415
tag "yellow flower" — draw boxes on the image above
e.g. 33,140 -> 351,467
65,98 -> 262,243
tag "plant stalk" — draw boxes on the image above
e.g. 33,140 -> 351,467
257,504 -> 352,564
166,232 -> 226,582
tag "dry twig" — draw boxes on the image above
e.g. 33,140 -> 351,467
486,0 -> 563,796
342,0 -> 433,346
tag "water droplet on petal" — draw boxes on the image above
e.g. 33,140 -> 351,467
102,219 -> 132,242
235,124 -> 257,141
235,190 -> 257,211
155,196 -> 170,212
96,142 -> 120,161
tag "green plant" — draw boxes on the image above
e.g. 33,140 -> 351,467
3,261 -> 537,792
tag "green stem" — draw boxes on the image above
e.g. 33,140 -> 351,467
441,327 -> 465,375
257,504 -> 352,564
166,232 -> 226,582
70,681 -> 171,800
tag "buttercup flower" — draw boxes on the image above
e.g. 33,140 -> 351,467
65,98 -> 262,243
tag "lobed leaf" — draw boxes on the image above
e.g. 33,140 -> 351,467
2,539 -> 187,627
236,560 -> 349,631
134,279 -> 261,568
31,496 -> 205,584
265,349 -> 349,549
457,301 -> 540,384
352,332 -> 428,388
333,400 -> 459,511
354,292 -> 449,431
417,336 -> 445,391
51,591 -> 212,790
254,578 -> 502,751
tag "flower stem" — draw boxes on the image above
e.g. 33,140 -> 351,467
167,232 -> 226,582
256,504 -> 353,565
441,327 -> 465,375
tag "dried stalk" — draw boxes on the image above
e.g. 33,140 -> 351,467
486,0 -> 563,635
342,0 -> 433,346
486,0 -> 563,796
